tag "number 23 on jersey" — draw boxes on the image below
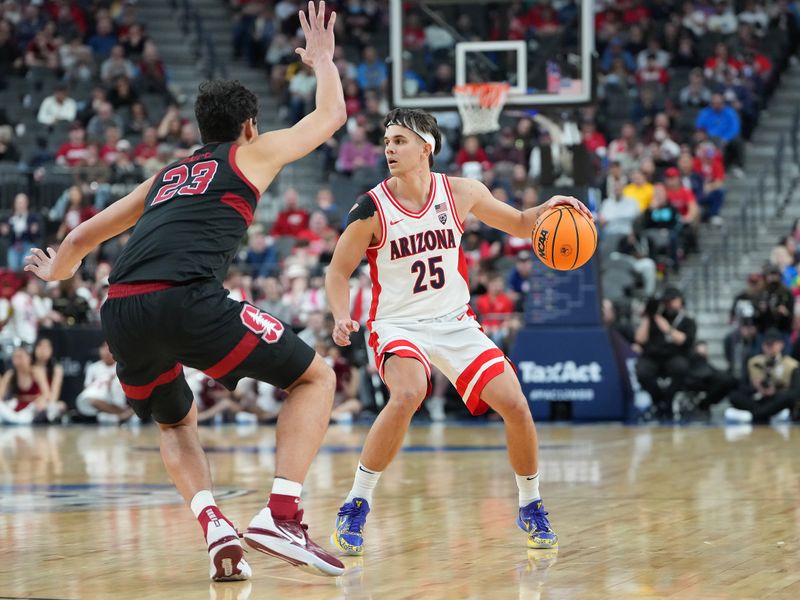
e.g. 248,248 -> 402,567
152,160 -> 219,206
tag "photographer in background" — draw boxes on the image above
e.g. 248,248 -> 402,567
635,286 -> 697,419
725,328 -> 800,424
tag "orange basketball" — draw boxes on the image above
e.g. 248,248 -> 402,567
531,205 -> 597,270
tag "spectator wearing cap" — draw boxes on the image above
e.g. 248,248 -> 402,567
635,286 -> 697,419
37,84 -> 77,127
692,142 -> 726,222
754,264 -> 793,336
725,328 -> 800,423
664,167 -> 700,226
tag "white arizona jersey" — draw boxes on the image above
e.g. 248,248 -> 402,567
365,173 -> 469,323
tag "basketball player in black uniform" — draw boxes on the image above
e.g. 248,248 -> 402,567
26,1 -> 346,581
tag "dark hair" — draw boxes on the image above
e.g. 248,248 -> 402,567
383,108 -> 442,167
34,337 -> 56,381
194,80 -> 258,144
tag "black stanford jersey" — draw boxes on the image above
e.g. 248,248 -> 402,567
110,142 -> 259,285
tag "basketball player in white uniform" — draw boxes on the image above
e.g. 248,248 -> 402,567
326,108 -> 592,554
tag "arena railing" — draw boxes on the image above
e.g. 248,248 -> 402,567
680,109 -> 800,314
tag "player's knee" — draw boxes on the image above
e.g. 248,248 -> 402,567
490,390 -> 530,422
391,385 -> 427,414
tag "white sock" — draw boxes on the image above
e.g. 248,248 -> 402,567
515,473 -> 541,507
345,462 -> 382,504
190,490 -> 216,518
271,477 -> 303,498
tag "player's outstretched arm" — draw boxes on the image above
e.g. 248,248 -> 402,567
247,1 -> 346,171
325,196 -> 380,346
451,176 -> 591,239
24,176 -> 153,282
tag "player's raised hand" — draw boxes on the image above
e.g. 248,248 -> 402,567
295,1 -> 336,69
332,318 -> 359,347
24,247 -> 80,282
543,195 -> 594,220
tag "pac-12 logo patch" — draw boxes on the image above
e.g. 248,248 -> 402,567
438,213 -> 448,225
240,305 -> 285,344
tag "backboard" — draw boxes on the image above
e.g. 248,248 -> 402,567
390,0 -> 595,110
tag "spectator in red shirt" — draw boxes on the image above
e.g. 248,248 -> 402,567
693,142 -> 726,224
663,167 -> 699,225
133,126 -> 159,165
402,13 -> 426,51
55,126 -> 89,167
581,120 -> 607,157
475,274 -> 515,345
295,211 -> 337,256
704,42 -> 742,82
456,135 -> 492,173
99,126 -> 123,164
527,0 -> 561,34
271,187 -> 310,237
636,52 -> 670,89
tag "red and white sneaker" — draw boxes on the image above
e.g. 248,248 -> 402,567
244,507 -> 345,577
201,508 -> 252,582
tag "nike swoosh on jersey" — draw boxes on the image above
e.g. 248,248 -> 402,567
389,219 -> 404,225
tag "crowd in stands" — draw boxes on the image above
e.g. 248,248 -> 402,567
2,0 -> 800,424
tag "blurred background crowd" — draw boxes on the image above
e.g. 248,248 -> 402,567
1,0 -> 800,426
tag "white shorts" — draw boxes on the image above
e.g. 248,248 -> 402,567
367,307 -> 508,415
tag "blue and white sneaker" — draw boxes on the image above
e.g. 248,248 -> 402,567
517,500 -> 558,549
331,498 -> 370,555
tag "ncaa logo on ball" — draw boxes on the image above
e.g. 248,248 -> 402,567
536,229 -> 549,259
560,245 -> 572,257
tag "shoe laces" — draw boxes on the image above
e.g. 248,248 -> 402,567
337,501 -> 368,532
522,506 -> 552,533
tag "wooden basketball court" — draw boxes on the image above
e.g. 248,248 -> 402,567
1,423 -> 798,599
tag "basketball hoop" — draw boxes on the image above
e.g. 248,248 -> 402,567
453,83 -> 510,136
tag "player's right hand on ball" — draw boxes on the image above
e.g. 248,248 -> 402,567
295,1 -> 336,69
332,318 -> 359,346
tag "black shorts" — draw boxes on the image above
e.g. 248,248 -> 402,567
101,280 -> 315,424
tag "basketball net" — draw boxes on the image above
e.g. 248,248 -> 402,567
453,83 -> 510,136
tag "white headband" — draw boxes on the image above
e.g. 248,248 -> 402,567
386,122 -> 436,151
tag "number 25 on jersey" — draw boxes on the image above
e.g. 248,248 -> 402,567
152,160 -> 219,206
